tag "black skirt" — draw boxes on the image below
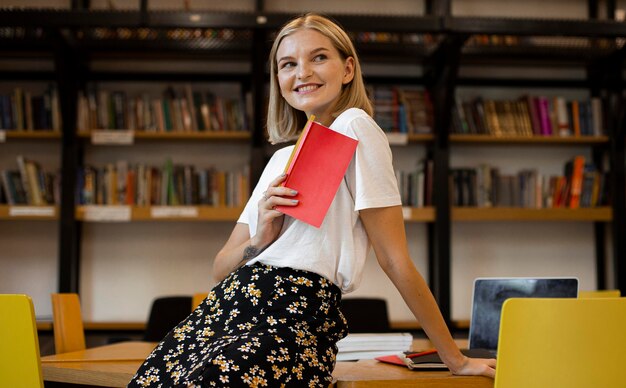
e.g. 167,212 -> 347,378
128,263 -> 347,387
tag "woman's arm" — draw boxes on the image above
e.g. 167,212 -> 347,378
212,223 -> 254,282
212,173 -> 299,282
359,205 -> 496,378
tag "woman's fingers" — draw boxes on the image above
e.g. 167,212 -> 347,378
260,174 -> 299,208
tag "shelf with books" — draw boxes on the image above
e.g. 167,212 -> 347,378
449,134 -> 609,145
76,159 -> 250,209
0,83 -> 62,133
369,85 -> 434,137
2,131 -> 62,140
403,207 -> 436,223
77,130 -> 250,142
452,207 -> 612,222
450,155 -> 608,209
1,155 -> 61,208
447,17 -> 626,66
75,205 -> 243,222
451,94 -> 606,139
76,82 -> 251,135
0,204 -> 58,220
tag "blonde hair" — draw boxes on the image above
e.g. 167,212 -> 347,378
266,13 -> 373,144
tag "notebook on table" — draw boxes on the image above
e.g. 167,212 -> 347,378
377,277 -> 579,370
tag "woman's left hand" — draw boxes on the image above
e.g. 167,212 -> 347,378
252,173 -> 299,250
450,356 -> 496,379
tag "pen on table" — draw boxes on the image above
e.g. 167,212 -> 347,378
405,349 -> 437,359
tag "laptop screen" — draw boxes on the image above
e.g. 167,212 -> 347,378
468,277 -> 578,352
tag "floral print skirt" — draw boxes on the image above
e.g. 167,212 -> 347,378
128,263 -> 347,387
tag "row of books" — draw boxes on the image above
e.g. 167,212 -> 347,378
452,96 -> 604,137
0,156 -> 60,205
0,27 -> 44,40
77,160 -> 249,208
76,84 -> 250,133
465,35 -> 614,49
349,31 -> 436,45
395,159 -> 433,208
369,86 -> 434,134
450,156 -> 607,209
82,27 -> 244,41
0,85 -> 61,131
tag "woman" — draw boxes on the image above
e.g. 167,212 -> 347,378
129,13 -> 496,387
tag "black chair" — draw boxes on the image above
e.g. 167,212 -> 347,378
143,296 -> 193,342
340,298 -> 390,333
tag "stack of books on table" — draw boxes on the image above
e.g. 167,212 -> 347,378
336,333 -> 413,361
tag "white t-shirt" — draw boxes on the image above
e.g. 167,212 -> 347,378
237,108 -> 401,293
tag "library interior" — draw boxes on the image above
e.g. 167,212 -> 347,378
1,0 -> 625,387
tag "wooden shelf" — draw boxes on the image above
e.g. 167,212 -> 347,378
77,130 -> 250,141
404,207 -> 435,222
452,207 -> 612,222
0,205 -> 58,220
385,133 -> 434,146
450,134 -> 609,145
76,205 -> 243,222
2,131 -> 61,140
409,134 -> 434,142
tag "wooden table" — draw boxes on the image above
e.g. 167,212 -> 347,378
41,341 -> 155,387
41,341 -> 493,387
333,360 -> 491,387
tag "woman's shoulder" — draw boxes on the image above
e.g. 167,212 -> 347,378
270,145 -> 295,163
332,108 -> 384,140
334,108 -> 371,125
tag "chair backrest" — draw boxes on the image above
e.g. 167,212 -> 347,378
193,292 -> 208,310
144,296 -> 193,342
579,289 -> 621,298
495,297 -> 626,388
340,298 -> 390,333
51,293 -> 86,354
0,294 -> 43,388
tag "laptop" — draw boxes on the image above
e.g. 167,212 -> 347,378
468,277 -> 579,357
381,277 -> 579,369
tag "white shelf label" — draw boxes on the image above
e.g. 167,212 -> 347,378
402,206 -> 412,220
151,206 -> 199,218
9,206 -> 55,217
83,205 -> 131,222
91,130 -> 135,145
386,133 -> 408,146
0,130 -> 6,143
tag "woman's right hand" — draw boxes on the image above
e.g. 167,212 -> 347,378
252,173 -> 299,250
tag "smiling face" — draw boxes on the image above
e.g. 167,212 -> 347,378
275,29 -> 355,126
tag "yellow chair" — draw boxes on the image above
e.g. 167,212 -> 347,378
0,294 -> 43,388
579,289 -> 621,298
495,297 -> 626,388
193,292 -> 208,309
51,293 -> 86,354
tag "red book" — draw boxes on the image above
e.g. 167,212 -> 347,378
568,156 -> 585,209
275,117 -> 358,228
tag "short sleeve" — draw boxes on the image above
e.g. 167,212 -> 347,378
340,111 -> 402,211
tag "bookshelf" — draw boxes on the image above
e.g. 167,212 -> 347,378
0,3 -> 625,325
75,205 -> 244,222
450,134 -> 609,145
0,205 -> 58,220
452,207 -> 612,222
3,131 -> 62,140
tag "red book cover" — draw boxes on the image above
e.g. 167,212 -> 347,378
275,117 -> 358,228
568,156 -> 585,209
